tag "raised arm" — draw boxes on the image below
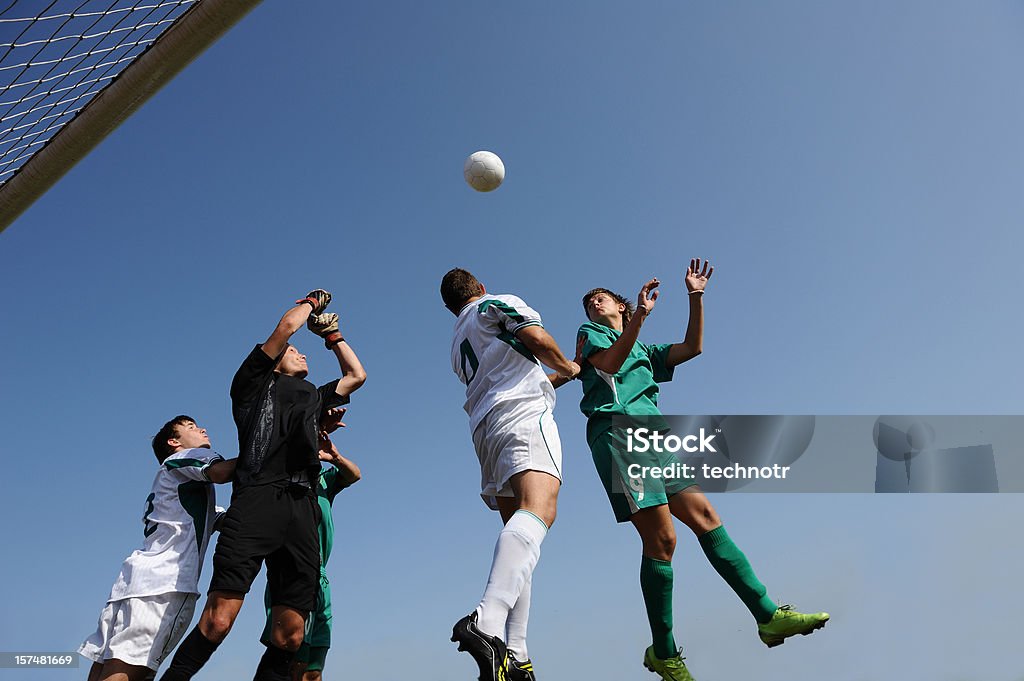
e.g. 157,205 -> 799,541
318,435 -> 361,486
262,289 -> 332,359
587,278 -> 659,375
517,325 -> 580,382
665,258 -> 712,367
329,339 -> 367,399
307,310 -> 367,398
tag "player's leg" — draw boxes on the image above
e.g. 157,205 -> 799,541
629,508 -> 699,681
585,427 -> 693,679
667,489 -> 828,646
264,606 -> 307,650
490,463 -> 560,680
668,489 -> 777,622
477,454 -> 560,637
158,591 -> 243,681
296,576 -> 330,681
255,487 -> 319,681
255,604 -> 307,681
496,485 -> 544,678
453,473 -> 553,679
589,425 -> 679,658
630,505 -> 678,659
196,592 -> 246,642
453,405 -> 560,681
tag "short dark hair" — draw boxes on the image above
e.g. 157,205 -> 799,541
440,268 -> 483,313
582,287 -> 634,326
152,415 -> 195,463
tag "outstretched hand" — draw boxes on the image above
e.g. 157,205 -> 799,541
637,278 -> 660,316
320,407 -> 347,435
318,432 -> 341,463
685,259 -> 713,293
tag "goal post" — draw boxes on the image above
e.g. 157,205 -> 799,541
0,0 -> 264,234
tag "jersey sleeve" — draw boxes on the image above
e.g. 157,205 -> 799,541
480,295 -> 543,335
317,379 -> 351,416
578,322 -> 613,359
230,344 -> 277,404
164,450 -> 226,482
320,466 -> 354,503
645,343 -> 676,383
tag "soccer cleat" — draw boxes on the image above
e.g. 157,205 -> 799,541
506,652 -> 536,681
757,604 -> 830,648
643,646 -> 695,681
451,612 -> 508,681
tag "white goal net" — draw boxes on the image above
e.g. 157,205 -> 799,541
0,0 -> 262,233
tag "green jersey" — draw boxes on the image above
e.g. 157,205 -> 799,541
577,321 -> 675,443
316,466 -> 353,569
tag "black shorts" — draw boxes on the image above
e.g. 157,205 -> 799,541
210,482 -> 321,612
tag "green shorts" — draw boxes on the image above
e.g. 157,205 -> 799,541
588,425 -> 696,523
262,572 -> 332,670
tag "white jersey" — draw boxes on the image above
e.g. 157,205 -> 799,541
105,448 -> 224,601
451,293 -> 556,432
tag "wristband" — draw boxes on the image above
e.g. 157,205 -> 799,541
296,297 -> 318,310
324,331 -> 345,348
688,290 -> 705,295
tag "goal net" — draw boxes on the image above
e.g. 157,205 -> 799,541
0,0 -> 262,233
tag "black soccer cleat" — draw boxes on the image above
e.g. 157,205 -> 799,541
451,612 -> 508,681
507,651 -> 537,681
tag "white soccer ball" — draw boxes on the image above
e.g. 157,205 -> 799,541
464,151 -> 505,192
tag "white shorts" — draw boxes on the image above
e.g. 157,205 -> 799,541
472,400 -> 563,510
79,592 -> 198,671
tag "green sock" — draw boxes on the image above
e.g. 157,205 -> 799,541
698,525 -> 778,624
640,556 -> 677,659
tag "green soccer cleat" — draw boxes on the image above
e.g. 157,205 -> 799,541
643,646 -> 695,681
757,604 -> 830,648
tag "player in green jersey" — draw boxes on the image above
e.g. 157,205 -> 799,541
564,259 -> 828,681
261,420 -> 360,681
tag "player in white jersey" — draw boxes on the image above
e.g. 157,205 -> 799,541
80,416 -> 236,681
441,268 -> 580,681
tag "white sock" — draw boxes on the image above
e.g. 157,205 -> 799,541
475,510 -> 548,639
505,574 -> 532,660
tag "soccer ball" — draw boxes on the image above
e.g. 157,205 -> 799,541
464,151 -> 505,192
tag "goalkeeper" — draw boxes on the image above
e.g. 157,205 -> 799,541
160,291 -> 367,681
260,425 -> 360,681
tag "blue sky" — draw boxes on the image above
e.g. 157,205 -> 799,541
2,2 -> 1023,680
